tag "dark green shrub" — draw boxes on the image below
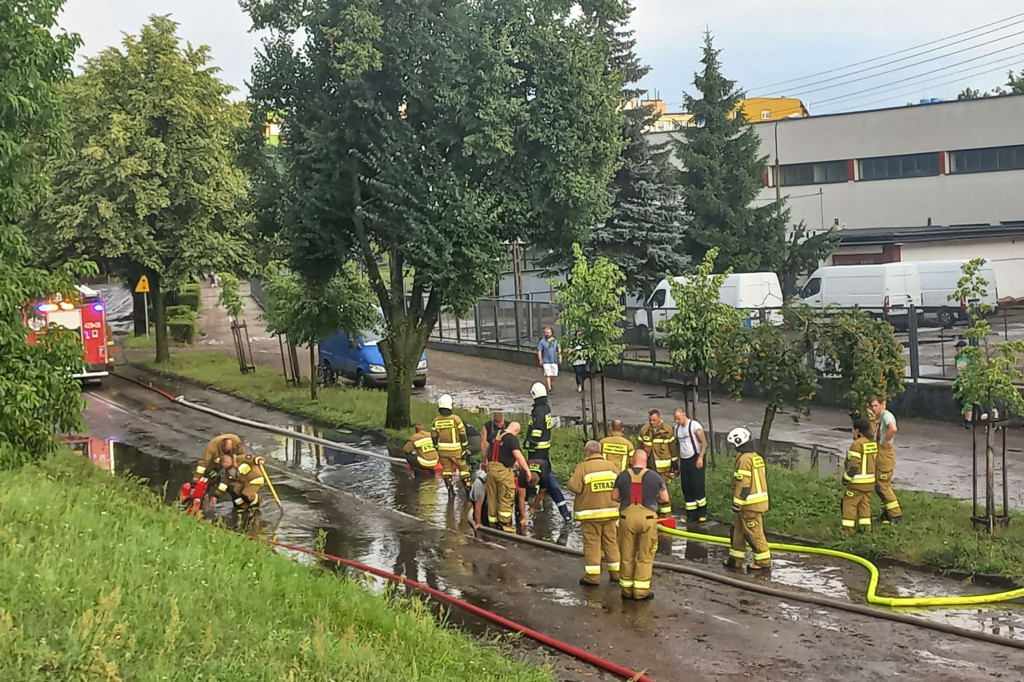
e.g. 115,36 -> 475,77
168,316 -> 196,344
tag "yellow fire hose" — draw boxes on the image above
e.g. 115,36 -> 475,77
259,464 -> 283,510
659,525 -> 1024,607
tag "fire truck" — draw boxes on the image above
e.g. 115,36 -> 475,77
27,284 -> 113,383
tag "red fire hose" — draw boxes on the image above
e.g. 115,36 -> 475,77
263,539 -> 656,682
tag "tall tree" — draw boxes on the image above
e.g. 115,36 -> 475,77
674,31 -> 788,273
1,0 -> 95,468
583,4 -> 688,299
244,0 -> 626,427
32,16 -> 250,363
956,70 -> 1024,100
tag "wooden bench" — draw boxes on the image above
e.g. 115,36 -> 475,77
663,378 -> 696,399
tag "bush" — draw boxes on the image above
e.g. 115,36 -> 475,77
179,282 -> 201,296
177,291 -> 200,312
165,305 -> 196,320
168,316 -> 196,344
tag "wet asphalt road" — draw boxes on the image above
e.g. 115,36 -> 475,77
78,369 -> 1024,681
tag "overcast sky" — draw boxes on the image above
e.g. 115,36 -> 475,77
58,0 -> 1023,114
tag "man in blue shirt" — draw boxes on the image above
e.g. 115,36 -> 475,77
536,326 -> 562,393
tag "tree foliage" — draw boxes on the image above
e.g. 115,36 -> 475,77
818,308 -> 906,413
244,0 -> 626,427
554,243 -> 626,369
581,4 -> 688,299
714,307 -> 819,446
673,31 -> 788,273
780,224 -> 840,298
952,258 -> 1024,417
31,16 -> 251,364
957,70 -> 1024,99
217,272 -> 245,320
663,248 -> 742,377
1,0 -> 94,468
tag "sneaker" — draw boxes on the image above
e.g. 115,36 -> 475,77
577,386 -> 582,393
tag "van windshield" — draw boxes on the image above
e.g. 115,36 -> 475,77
360,328 -> 384,346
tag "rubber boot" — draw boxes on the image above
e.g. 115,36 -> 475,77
723,557 -> 743,569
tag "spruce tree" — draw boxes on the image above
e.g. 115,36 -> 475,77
675,31 -> 788,273
587,7 -> 688,299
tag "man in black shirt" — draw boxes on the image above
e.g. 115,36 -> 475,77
485,421 -> 529,532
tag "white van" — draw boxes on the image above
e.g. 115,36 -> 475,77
796,263 -> 922,326
635,272 -> 784,338
914,260 -> 998,327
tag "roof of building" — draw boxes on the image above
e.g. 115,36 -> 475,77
839,221 -> 1024,245
751,92 -> 1024,127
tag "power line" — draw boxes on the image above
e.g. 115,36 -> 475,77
815,60 -> 1024,114
793,29 -> 1024,97
808,40 -> 1024,105
753,12 -> 1024,91
812,52 -> 1024,111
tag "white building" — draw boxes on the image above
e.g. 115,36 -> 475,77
649,94 -> 1024,299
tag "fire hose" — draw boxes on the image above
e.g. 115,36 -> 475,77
478,526 -> 1024,651
262,539 -> 655,682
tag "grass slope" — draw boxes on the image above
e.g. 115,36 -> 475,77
144,351 -> 1024,577
0,453 -> 552,682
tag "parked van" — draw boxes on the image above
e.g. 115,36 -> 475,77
634,272 -> 784,339
318,326 -> 428,388
914,260 -> 998,327
796,263 -> 922,326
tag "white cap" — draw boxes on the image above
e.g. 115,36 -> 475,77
530,382 -> 547,399
438,394 -> 453,410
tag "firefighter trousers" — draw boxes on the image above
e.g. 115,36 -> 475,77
485,462 -> 516,532
730,510 -> 771,567
581,519 -> 620,584
439,451 -> 471,486
841,488 -> 872,532
618,506 -> 658,599
874,468 -> 902,519
656,469 -> 674,516
679,456 -> 707,521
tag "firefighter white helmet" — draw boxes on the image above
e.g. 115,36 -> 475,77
727,427 -> 752,448
437,394 -> 454,410
530,382 -> 547,399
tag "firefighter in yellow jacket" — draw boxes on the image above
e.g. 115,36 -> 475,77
194,434 -> 246,480
724,427 -> 771,570
638,409 -> 675,515
599,419 -> 633,474
404,423 -> 439,474
215,450 -> 266,512
843,418 -> 877,532
611,450 -> 669,600
568,440 -> 621,586
432,394 -> 471,494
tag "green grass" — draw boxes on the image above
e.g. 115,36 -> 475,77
144,351 -> 1024,578
0,452 -> 552,682
121,332 -> 156,350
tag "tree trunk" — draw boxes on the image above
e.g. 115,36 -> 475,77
380,316 -> 424,429
309,345 -> 317,402
588,369 -> 598,441
760,405 -> 777,453
151,271 -> 170,363
985,420 -> 996,527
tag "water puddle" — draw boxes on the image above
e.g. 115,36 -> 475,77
70,434 -> 1024,642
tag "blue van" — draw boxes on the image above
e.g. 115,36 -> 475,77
317,327 -> 428,388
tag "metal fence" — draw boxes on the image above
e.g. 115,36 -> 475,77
430,297 -> 1024,384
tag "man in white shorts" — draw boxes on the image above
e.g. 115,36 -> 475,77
536,326 -> 562,393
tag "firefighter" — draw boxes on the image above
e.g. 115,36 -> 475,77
611,450 -> 668,600
432,394 -> 472,494
525,382 -> 572,522
215,451 -> 265,512
404,423 -> 439,474
724,427 -> 771,570
600,419 -> 633,474
638,409 -> 675,515
194,434 -> 247,481
869,396 -> 903,524
486,421 -> 530,532
568,440 -> 621,586
843,418 -> 877,533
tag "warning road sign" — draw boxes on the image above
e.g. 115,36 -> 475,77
135,275 -> 150,294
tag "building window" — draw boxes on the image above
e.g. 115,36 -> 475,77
760,109 -> 772,121
780,160 -> 848,186
950,145 -> 1024,174
859,153 -> 939,181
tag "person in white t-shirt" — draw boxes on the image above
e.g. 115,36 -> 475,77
673,408 -> 708,523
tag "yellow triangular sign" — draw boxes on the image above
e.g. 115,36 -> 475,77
135,275 -> 150,293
